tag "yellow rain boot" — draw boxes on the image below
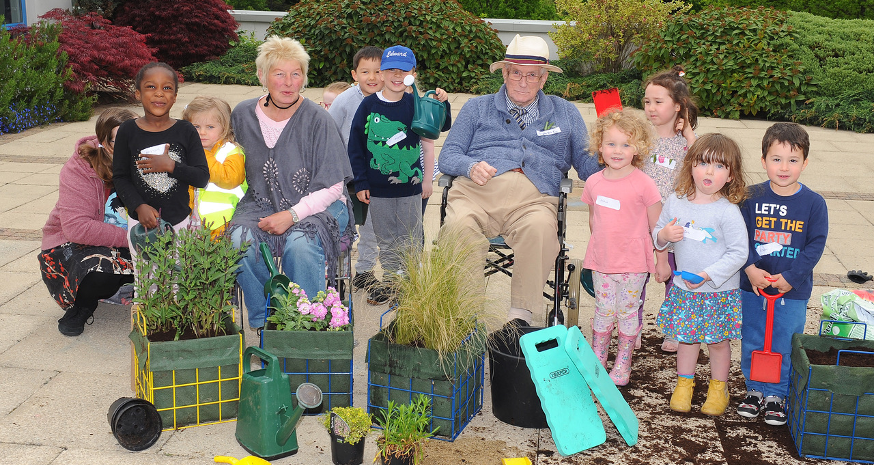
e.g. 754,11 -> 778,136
701,379 -> 729,416
669,377 -> 695,413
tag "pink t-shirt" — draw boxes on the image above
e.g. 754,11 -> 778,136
581,168 -> 662,273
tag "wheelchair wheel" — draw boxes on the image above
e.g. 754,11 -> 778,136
564,259 -> 582,327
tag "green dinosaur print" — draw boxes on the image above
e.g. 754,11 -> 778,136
365,112 -> 422,185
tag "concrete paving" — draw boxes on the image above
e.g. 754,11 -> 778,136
1,83 -> 872,464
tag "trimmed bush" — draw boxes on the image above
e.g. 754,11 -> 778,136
457,0 -> 559,21
688,0 -> 874,20
0,20 -> 93,135
181,34 -> 261,86
634,6 -> 813,119
72,0 -> 129,19
40,9 -> 155,96
552,0 -> 689,74
114,0 -> 238,70
267,0 -> 505,92
226,0 -> 298,10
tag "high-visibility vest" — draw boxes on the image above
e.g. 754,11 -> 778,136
195,142 -> 247,231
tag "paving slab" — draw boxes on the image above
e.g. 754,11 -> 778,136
0,282 -> 57,316
0,211 -> 55,231
0,443 -> 62,465
0,313 -> 55,355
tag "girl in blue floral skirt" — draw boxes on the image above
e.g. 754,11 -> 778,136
651,134 -> 748,416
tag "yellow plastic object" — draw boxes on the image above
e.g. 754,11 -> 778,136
502,459 -> 532,465
214,456 -> 272,464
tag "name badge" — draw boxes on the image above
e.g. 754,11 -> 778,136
595,195 -> 620,210
140,144 -> 166,155
682,226 -> 707,242
756,242 -> 784,256
653,155 -> 676,169
386,131 -> 406,147
536,127 -> 561,136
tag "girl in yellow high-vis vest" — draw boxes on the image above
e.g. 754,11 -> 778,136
184,96 -> 247,237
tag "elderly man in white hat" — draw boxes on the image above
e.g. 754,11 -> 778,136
439,35 -> 602,327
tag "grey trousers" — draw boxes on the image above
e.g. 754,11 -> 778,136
355,213 -> 379,272
369,195 -> 424,275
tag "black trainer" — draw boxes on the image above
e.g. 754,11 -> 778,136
352,271 -> 378,291
546,308 -> 564,327
763,398 -> 787,426
58,306 -> 95,336
737,392 -> 764,418
367,284 -> 393,305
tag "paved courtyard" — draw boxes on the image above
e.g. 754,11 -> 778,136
1,83 -> 872,464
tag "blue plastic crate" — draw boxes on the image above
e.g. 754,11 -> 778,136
366,314 -> 484,441
787,331 -> 874,463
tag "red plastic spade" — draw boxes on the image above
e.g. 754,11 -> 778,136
750,278 -> 784,383
592,88 -> 622,117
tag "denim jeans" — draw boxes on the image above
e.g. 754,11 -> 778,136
232,200 -> 349,328
740,289 -> 808,400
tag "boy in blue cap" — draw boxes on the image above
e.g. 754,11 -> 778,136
347,45 -> 451,305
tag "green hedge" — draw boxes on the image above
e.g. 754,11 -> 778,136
181,34 -> 261,86
687,0 -> 874,20
457,0 -> 560,20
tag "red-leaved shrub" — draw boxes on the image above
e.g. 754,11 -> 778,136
113,0 -> 238,70
40,9 -> 155,95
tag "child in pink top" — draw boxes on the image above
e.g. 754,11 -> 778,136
581,109 -> 666,385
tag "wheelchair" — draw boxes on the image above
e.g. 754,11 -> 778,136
438,174 -> 594,327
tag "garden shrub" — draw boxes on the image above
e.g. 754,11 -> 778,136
72,0 -> 129,19
687,0 -> 874,20
0,20 -> 93,135
226,0 -> 298,10
113,0 -> 239,70
457,0 -> 560,21
267,0 -> 505,92
181,33 -> 262,86
634,6 -> 813,119
40,9 -> 155,96
778,91 -> 874,133
552,0 -> 689,74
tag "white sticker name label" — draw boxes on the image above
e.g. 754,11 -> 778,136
756,242 -> 784,256
595,195 -> 620,210
536,127 -> 561,136
683,226 -> 707,242
654,156 -> 676,169
386,131 -> 407,147
140,144 -> 166,155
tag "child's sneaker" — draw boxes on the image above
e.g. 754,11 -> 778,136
352,271 -> 378,291
367,283 -> 393,305
737,391 -> 763,418
763,397 -> 787,426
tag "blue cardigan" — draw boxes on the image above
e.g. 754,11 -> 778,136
438,85 -> 601,196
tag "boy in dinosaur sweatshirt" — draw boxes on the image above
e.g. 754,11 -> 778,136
348,45 -> 450,304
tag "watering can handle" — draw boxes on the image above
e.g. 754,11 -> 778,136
423,90 -> 437,99
260,242 -> 281,277
243,346 -> 282,378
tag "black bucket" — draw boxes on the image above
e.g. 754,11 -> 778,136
108,397 -> 162,451
330,431 -> 366,465
488,326 -> 548,428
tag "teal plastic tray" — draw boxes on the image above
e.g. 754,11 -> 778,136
519,325 -> 606,456
566,326 -> 639,446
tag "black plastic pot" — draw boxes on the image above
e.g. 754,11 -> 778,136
107,397 -> 162,451
488,326 -> 548,428
330,430 -> 365,465
380,451 -> 415,465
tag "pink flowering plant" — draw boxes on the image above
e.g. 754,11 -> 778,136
266,282 -> 351,331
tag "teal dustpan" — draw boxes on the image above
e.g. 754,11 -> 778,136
565,326 -> 638,446
519,325 -> 605,456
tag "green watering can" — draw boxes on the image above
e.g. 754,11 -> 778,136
129,218 -> 174,260
260,242 -> 291,304
404,75 -> 447,140
235,347 -> 323,460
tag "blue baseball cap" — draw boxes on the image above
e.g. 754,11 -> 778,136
380,45 -> 416,71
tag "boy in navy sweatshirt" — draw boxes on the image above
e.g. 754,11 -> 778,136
737,122 -> 828,426
347,45 -> 450,305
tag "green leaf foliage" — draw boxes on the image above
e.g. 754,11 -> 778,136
634,6 -> 812,120
0,19 -> 93,135
456,0 -> 560,20
266,0 -> 506,92
552,0 -> 690,74
686,0 -> 874,20
181,33 -> 262,86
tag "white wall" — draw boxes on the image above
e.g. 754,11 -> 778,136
230,10 -> 565,60
25,0 -> 70,24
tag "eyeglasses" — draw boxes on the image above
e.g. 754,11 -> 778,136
507,69 -> 543,83
320,102 -> 332,109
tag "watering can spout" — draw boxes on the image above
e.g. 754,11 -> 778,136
275,404 -> 305,446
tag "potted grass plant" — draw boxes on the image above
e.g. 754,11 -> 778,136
366,227 -> 499,440
130,222 -> 246,429
260,281 -> 354,413
374,396 -> 435,465
322,406 -> 372,465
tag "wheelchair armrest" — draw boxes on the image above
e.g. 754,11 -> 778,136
438,174 -> 456,188
560,177 -> 573,194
